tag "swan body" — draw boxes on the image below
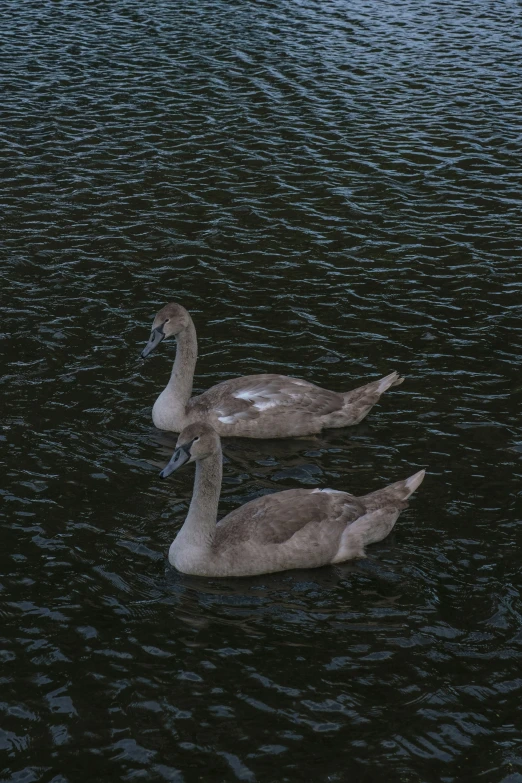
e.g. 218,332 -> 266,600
141,303 -> 404,438
160,423 -> 425,578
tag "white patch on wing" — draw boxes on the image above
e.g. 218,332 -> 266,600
312,488 -> 344,494
217,414 -> 238,424
252,398 -> 281,412
233,388 -> 258,402
233,386 -> 284,412
217,408 -> 252,424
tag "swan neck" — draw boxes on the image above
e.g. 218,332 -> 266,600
169,318 -> 198,407
178,448 -> 223,549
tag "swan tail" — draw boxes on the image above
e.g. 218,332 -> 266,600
376,370 -> 404,393
331,470 -> 425,564
359,469 -> 426,512
338,371 -> 404,426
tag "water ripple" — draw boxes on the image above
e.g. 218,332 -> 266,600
1,0 -> 522,780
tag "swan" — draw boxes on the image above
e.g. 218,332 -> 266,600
141,303 -> 404,438
159,422 -> 425,577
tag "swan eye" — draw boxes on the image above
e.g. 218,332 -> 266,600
193,437 -> 200,442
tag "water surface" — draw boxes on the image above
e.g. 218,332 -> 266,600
2,0 -> 522,780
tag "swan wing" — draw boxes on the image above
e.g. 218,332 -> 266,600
213,488 -> 364,551
194,374 -> 343,425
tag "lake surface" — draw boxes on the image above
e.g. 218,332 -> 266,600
2,0 -> 522,780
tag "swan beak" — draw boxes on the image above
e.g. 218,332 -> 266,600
160,445 -> 191,479
141,324 -> 165,358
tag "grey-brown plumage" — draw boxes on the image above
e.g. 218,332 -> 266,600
141,303 -> 404,438
161,423 -> 426,578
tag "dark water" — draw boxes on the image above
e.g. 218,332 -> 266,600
2,0 -> 522,780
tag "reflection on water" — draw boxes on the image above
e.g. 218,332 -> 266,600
2,0 -> 522,780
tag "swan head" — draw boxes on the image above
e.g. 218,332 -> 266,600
160,423 -> 220,478
141,303 -> 191,358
